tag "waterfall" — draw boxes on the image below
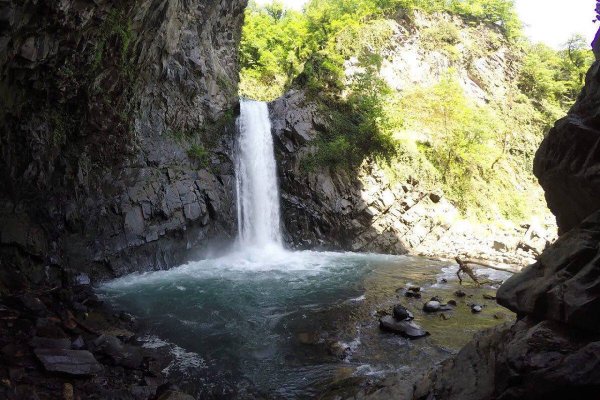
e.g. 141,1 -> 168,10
235,100 -> 283,249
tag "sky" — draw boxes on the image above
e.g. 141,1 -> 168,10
254,0 -> 599,49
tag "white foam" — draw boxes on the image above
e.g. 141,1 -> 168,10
101,249 -> 406,291
139,335 -> 207,376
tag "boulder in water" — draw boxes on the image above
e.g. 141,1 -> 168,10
423,300 -> 454,313
405,291 -> 422,299
393,305 -> 414,321
379,316 -> 429,339
471,304 -> 483,313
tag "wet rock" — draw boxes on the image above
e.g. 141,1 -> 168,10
328,341 -> 351,359
423,300 -> 453,313
34,319 -> 67,339
408,287 -> 421,293
454,290 -> 466,298
72,302 -> 87,314
16,294 -> 48,315
447,300 -> 457,307
93,335 -> 143,369
423,301 -> 441,312
157,391 -> 195,400
297,332 -> 320,345
471,305 -> 483,313
82,294 -> 103,308
406,318 -> 600,400
101,327 -> 135,341
74,273 -> 91,286
379,316 -> 429,339
131,385 -> 158,400
34,349 -> 102,376
392,305 -> 414,321
0,305 -> 20,320
405,291 -> 421,299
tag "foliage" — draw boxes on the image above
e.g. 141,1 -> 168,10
240,0 -> 594,222
308,67 -> 398,169
187,144 -> 210,167
240,0 -> 522,100
518,36 -> 594,111
93,9 -> 133,72
421,20 -> 462,60
239,2 -> 312,100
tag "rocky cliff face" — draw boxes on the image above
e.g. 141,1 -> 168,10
269,12 -> 555,264
534,61 -> 600,234
271,91 -> 552,265
0,0 -> 247,283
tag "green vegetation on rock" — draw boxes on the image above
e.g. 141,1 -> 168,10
240,0 -> 593,222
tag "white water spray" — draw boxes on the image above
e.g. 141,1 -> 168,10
235,100 -> 283,249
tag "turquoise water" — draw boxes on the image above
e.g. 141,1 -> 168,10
100,248 -> 512,399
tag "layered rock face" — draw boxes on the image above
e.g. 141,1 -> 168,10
534,61 -> 600,234
270,90 -> 552,265
0,0 -> 247,281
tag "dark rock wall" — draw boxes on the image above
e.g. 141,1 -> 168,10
534,60 -> 600,234
0,0 -> 247,282
270,90 -> 411,254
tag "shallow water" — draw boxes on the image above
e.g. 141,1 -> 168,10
99,248 -> 512,399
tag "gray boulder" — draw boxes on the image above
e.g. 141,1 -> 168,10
34,349 -> 102,376
379,316 -> 429,339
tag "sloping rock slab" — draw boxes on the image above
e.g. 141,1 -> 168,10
365,318 -> 600,400
34,349 -> 102,376
498,210 -> 600,333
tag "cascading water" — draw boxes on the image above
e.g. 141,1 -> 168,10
236,99 -> 283,249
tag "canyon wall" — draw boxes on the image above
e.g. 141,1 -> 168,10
270,13 -> 555,264
0,0 -> 247,283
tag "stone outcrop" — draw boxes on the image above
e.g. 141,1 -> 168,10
498,210 -> 600,332
0,0 -> 247,281
534,61 -> 600,234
